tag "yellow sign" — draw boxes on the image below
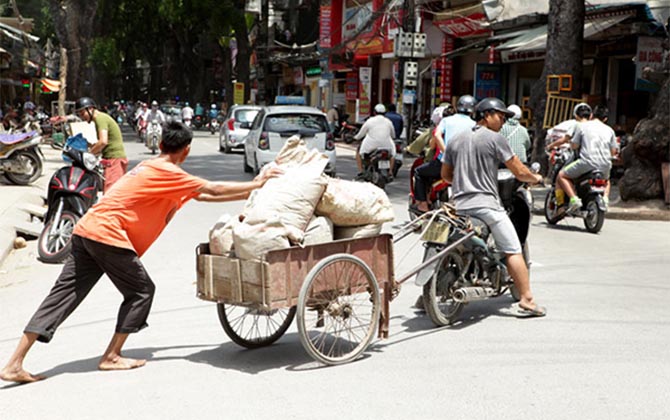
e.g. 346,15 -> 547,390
234,82 -> 245,105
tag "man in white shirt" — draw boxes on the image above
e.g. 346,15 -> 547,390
181,102 -> 194,126
146,101 -> 166,124
354,103 -> 396,173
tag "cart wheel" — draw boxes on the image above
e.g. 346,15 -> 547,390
297,254 -> 380,365
217,303 -> 296,349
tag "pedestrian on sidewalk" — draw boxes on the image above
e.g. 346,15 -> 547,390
0,121 -> 282,384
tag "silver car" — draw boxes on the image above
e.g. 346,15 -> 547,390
219,105 -> 261,153
243,105 -> 336,176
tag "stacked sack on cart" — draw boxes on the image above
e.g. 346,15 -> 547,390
209,137 -> 395,259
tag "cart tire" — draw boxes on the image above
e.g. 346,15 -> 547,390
296,254 -> 380,365
422,250 -> 464,326
217,303 -> 296,349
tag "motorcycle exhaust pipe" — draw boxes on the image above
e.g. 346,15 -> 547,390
452,287 -> 496,303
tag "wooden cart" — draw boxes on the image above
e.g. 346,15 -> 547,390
195,210 -> 475,365
196,234 -> 396,365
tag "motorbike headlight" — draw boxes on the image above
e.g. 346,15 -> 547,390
83,152 -> 99,171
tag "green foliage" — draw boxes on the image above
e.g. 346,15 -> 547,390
89,37 -> 121,76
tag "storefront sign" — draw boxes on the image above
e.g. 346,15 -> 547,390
358,67 -> 372,121
233,82 -> 245,105
474,63 -> 502,100
319,6 -> 332,48
440,36 -> 454,102
501,49 -> 546,64
343,1 -> 373,40
306,67 -> 322,77
635,36 -> 665,92
345,71 -> 358,100
293,67 -> 304,86
434,12 -> 489,39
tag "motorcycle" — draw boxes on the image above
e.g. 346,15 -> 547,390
146,120 -> 162,154
209,117 -> 220,135
339,117 -> 360,144
543,147 -> 607,233
407,154 -> 450,219
355,148 -> 393,190
193,115 -> 205,130
0,130 -> 44,185
137,118 -> 148,143
416,165 -> 537,326
393,139 -> 404,178
38,140 -> 103,263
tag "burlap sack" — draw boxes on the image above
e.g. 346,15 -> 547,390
275,136 -> 327,167
334,223 -> 383,240
232,218 -> 304,260
316,178 -> 395,226
209,214 -> 240,255
243,158 -> 328,232
303,216 -> 334,246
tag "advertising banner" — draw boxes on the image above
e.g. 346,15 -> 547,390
635,36 -> 665,92
358,67 -> 372,121
474,63 -> 502,100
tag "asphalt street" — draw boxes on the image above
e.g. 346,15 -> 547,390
1,129 -> 669,420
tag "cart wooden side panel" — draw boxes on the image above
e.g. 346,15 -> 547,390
196,234 -> 394,310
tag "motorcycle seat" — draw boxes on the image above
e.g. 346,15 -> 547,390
0,131 -> 38,145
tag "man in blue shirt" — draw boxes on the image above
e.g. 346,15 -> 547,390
412,95 -> 476,213
384,103 -> 403,140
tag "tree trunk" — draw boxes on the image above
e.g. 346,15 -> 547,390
619,75 -> 670,200
49,0 -> 99,99
232,5 -> 251,103
529,0 -> 585,170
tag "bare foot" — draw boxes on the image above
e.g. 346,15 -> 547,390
98,356 -> 146,371
0,367 -> 46,383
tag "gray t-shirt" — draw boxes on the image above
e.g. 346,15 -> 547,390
444,125 -> 515,210
568,120 -> 617,168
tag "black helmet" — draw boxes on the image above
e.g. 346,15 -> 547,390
456,95 -> 477,114
75,97 -> 97,111
474,97 -> 515,121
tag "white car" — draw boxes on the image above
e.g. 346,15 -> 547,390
219,105 -> 261,153
243,106 -> 336,176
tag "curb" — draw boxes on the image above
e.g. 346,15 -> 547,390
0,191 -> 45,266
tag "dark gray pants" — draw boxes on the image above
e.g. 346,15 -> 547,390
25,235 -> 155,343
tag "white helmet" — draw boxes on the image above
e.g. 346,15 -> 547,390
507,104 -> 522,120
374,103 -> 386,114
431,106 -> 445,125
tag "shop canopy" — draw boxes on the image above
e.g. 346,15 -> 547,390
496,12 -> 635,62
41,78 -> 61,92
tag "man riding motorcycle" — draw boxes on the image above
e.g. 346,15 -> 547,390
441,97 -> 545,317
146,101 -> 166,125
412,95 -> 476,214
354,103 -> 397,174
545,104 -> 618,212
181,102 -> 194,127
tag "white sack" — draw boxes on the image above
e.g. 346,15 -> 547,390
334,223 -> 383,240
232,218 -> 303,260
243,159 -> 328,232
303,216 -> 334,246
275,136 -> 327,167
316,178 -> 395,226
208,214 -> 240,255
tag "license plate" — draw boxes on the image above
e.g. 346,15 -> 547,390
378,160 -> 390,169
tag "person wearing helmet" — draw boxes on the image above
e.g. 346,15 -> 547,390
499,104 -> 531,164
547,105 -> 618,212
384,103 -> 403,140
75,97 -> 128,193
146,100 -> 166,125
0,121 -> 284,384
441,97 -> 545,317
412,96 -> 476,213
181,101 -> 194,127
353,103 -> 396,173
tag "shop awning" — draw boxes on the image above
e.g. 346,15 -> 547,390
497,12 -> 634,60
41,78 -> 61,92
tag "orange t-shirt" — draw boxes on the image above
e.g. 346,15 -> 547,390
74,158 -> 208,257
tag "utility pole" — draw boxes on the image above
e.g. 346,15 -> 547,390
398,0 -> 417,142
258,0 -> 270,104
58,47 -> 67,115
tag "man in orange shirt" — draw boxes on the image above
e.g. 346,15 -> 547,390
0,122 -> 282,383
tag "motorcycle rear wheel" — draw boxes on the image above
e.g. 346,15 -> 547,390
423,250 -> 464,326
583,198 -> 605,233
4,150 -> 42,185
38,211 -> 79,264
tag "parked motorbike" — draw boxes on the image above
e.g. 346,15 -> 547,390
543,147 -> 607,233
408,154 -> 450,219
355,148 -> 393,190
416,165 -> 537,326
339,116 -> 360,144
146,120 -> 162,154
0,130 -> 44,185
38,142 -> 103,263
